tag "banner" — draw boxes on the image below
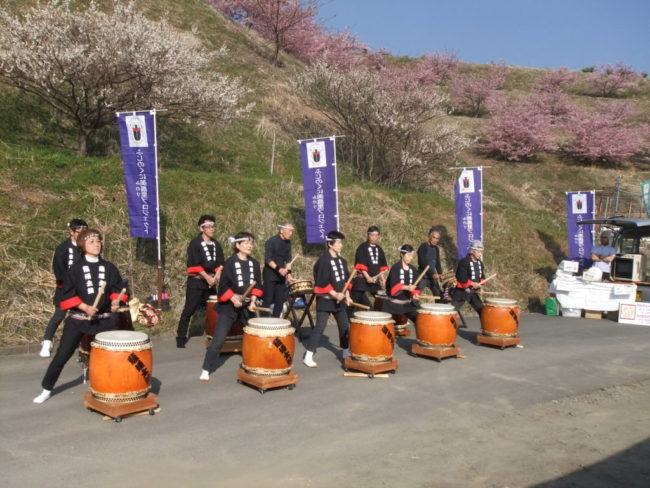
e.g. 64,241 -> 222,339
299,137 -> 339,243
454,167 -> 483,259
117,110 -> 159,238
566,191 -> 594,266
642,180 -> 650,217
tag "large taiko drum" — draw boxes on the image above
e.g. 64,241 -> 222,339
415,303 -> 458,347
480,298 -> 520,337
205,295 -> 244,344
242,318 -> 295,376
289,279 -> 313,295
349,311 -> 396,363
89,330 -> 152,403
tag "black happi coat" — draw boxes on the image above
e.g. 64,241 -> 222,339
185,235 -> 225,286
352,242 -> 389,293
313,252 -> 351,312
263,234 -> 292,283
382,261 -> 421,314
217,255 -> 263,305
59,256 -> 127,317
51,238 -> 82,304
455,255 -> 485,290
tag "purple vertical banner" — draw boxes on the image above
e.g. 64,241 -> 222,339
566,191 -> 594,266
454,167 -> 483,259
299,137 -> 338,243
117,111 -> 159,238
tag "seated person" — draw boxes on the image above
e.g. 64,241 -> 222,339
591,231 -> 616,281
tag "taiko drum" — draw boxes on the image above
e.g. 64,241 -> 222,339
289,279 -> 313,295
373,290 -> 387,311
415,303 -> 458,347
206,295 -> 244,341
242,318 -> 295,376
89,330 -> 152,403
480,298 -> 520,337
349,311 -> 396,363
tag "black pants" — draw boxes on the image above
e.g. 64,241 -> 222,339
41,315 -> 117,391
451,288 -> 484,314
262,280 -> 288,318
176,279 -> 213,339
42,307 -> 67,341
305,308 -> 349,354
202,303 -> 250,372
420,277 -> 442,299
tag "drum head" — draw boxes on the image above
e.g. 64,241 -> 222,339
375,290 -> 387,298
419,303 -> 455,313
247,317 -> 292,329
485,297 -> 517,307
94,330 -> 149,343
353,311 -> 392,321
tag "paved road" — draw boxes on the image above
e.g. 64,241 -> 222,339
1,314 -> 649,487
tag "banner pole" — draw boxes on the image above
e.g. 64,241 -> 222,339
332,135 -> 340,231
152,109 -> 163,311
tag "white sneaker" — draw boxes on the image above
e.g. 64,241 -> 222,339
39,340 -> 53,358
303,351 -> 318,368
341,348 -> 351,359
199,370 -> 210,382
33,389 -> 52,404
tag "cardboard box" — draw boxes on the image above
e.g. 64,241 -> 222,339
584,310 -> 602,320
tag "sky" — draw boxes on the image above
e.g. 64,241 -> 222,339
319,0 -> 650,73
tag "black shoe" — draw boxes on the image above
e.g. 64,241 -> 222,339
176,337 -> 188,348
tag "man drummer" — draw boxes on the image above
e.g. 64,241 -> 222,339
262,221 -> 295,317
451,240 -> 486,319
417,227 -> 444,299
175,215 -> 225,348
303,230 -> 352,367
39,218 -> 88,357
350,225 -> 389,310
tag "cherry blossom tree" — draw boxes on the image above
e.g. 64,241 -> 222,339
586,62 -> 641,97
562,100 -> 646,164
533,67 -> 577,93
293,62 -> 472,188
481,97 -> 557,161
448,62 -> 508,117
0,1 -> 252,155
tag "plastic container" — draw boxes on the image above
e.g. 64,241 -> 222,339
561,307 -> 581,318
545,297 -> 558,316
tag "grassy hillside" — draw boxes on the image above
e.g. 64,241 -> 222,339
1,0 -> 649,345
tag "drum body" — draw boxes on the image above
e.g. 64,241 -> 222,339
416,303 -> 458,347
89,331 -> 152,403
480,298 -> 520,337
349,311 -> 396,363
373,290 -> 387,311
289,279 -> 313,295
242,318 -> 295,376
206,296 -> 244,342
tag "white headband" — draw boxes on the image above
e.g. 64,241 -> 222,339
278,224 -> 294,230
200,221 -> 215,228
228,236 -> 252,244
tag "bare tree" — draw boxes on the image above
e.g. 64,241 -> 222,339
0,1 -> 252,155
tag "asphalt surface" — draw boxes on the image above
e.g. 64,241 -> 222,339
1,313 -> 650,487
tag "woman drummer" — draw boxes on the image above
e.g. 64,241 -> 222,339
33,229 -> 128,404
200,232 -> 263,381
303,230 -> 352,368
382,245 -> 421,323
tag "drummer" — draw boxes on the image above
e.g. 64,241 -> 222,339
175,215 -> 225,348
382,245 -> 421,323
33,229 -> 128,404
350,225 -> 389,311
451,240 -> 486,318
303,230 -> 352,367
200,232 -> 263,381
262,221 -> 295,317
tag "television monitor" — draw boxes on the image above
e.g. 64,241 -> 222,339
612,254 -> 646,282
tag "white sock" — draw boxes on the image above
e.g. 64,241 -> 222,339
39,340 -> 53,358
342,348 -> 351,358
303,351 -> 317,367
33,389 -> 52,404
199,370 -> 210,381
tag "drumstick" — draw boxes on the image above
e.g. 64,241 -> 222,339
255,306 -> 271,313
240,281 -> 256,301
112,287 -> 127,306
288,254 -> 300,266
336,269 -> 357,303
418,295 -> 441,300
351,302 -> 370,310
88,281 -> 106,316
412,265 -> 430,288
477,273 -> 498,286
371,269 -> 388,280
